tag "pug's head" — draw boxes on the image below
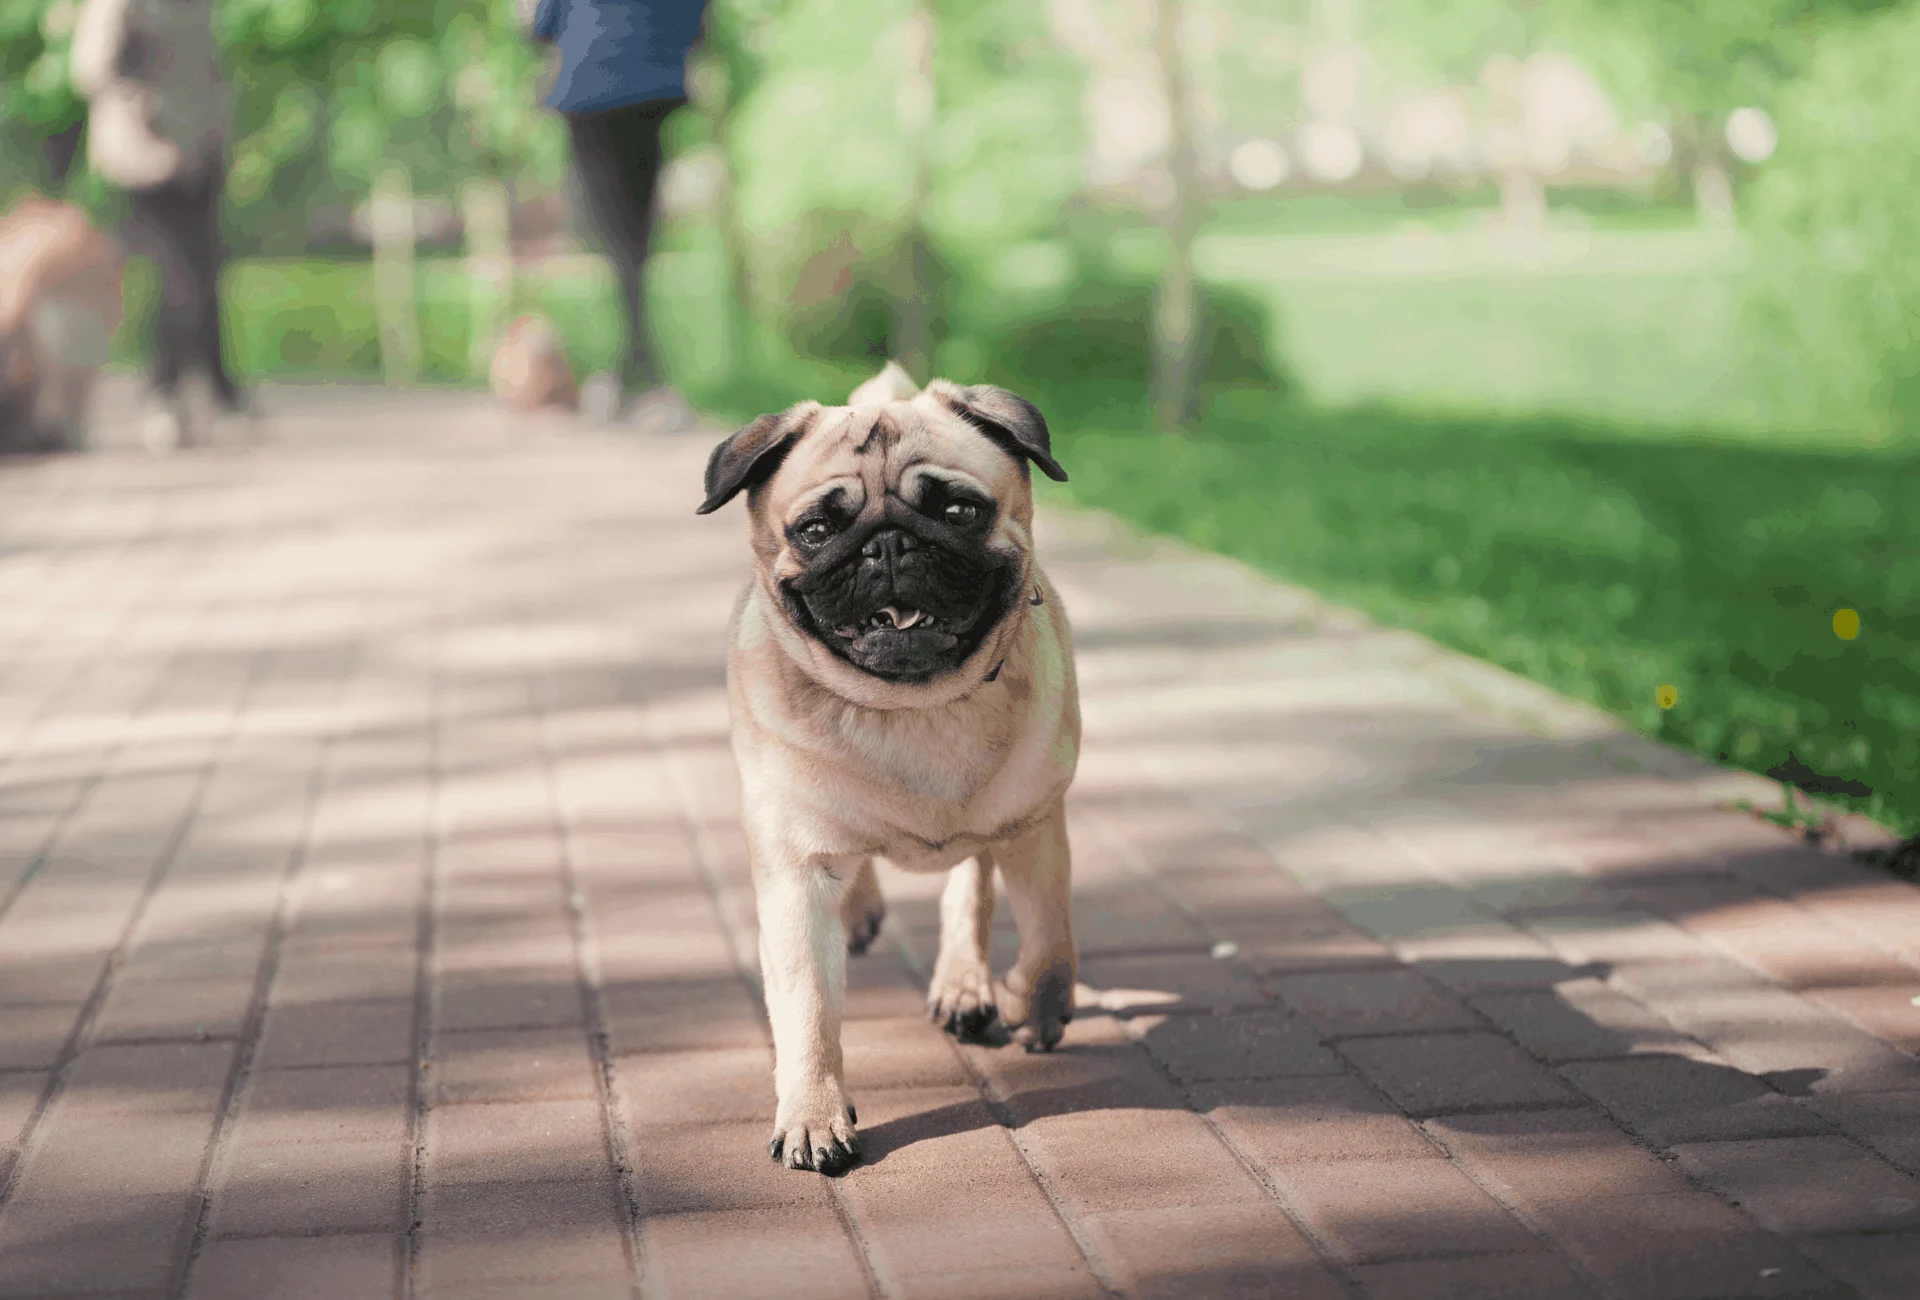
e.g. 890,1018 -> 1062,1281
698,367 -> 1066,699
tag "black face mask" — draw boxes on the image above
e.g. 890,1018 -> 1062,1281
780,491 -> 1019,684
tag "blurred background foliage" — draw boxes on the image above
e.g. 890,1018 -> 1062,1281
2,0 -> 1918,833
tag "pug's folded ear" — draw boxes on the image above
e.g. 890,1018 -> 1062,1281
927,381 -> 1068,483
697,401 -> 823,515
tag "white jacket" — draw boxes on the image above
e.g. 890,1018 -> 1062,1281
70,0 -> 229,191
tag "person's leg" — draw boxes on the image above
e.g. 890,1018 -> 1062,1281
181,166 -> 239,407
566,101 -> 680,397
123,186 -> 189,397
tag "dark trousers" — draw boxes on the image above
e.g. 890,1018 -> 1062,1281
125,166 -> 237,404
565,98 -> 680,392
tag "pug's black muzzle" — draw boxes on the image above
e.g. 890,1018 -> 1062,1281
782,493 -> 1018,683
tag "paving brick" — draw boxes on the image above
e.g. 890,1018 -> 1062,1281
613,1045 -> 774,1126
842,1015 -> 970,1090
1078,952 -> 1271,1013
417,1178 -> 631,1289
1068,884 -> 1215,955
434,971 -> 587,1031
1467,980 -> 1693,1064
1267,1156 -> 1539,1263
1795,1232 -> 1920,1300
601,975 -> 768,1054
1426,1107 -> 1693,1207
186,1234 -> 403,1300
1671,1135 -> 1920,1236
1340,1032 -> 1578,1115
1537,1192 -> 1840,1300
0,1190 -> 196,1296
255,998 -> 416,1068
1273,968 -> 1479,1038
1804,1088 -> 1920,1175
425,1098 -> 611,1186
1801,981 -> 1920,1053
273,940 -> 419,1004
232,1065 -> 414,1147
963,1024 -> 1179,1124
627,1117 -> 831,1216
1079,1203 -> 1346,1300
638,1206 -> 870,1300
430,1026 -> 601,1104
0,1002 -> 82,1069
63,1040 -> 237,1113
1019,1105 -> 1270,1213
1194,1075 -> 1439,1165
1616,975 -> 1920,1095
1132,1009 -> 1344,1081
1229,916 -> 1399,975
91,975 -> 256,1042
0,1071 -> 45,1174
1559,1055 -> 1830,1145
9,1110 -> 217,1202
1354,1254 -> 1599,1300
835,1087 -> 1090,1291
208,1138 -> 412,1235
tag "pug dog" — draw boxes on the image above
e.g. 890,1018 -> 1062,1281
699,361 -> 1080,1174
489,313 -> 578,413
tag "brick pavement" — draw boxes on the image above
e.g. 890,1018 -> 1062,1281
0,382 -> 1916,1299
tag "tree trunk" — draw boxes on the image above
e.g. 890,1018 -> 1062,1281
891,3 -> 937,382
1497,167 -> 1547,232
370,165 -> 420,388
460,175 -> 513,379
1151,0 -> 1203,433
1692,151 -> 1735,229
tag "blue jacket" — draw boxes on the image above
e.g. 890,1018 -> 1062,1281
531,0 -> 708,115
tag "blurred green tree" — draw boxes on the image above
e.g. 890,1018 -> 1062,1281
1744,0 -> 1920,437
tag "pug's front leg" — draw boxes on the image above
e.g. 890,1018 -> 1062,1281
753,856 -> 860,1173
995,806 -> 1077,1053
928,854 -> 998,1041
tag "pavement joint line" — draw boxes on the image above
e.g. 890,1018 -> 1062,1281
534,613 -> 653,1294
401,597 -> 447,1300
0,579 -> 280,1237
0,533 -> 225,925
174,622 -> 366,1295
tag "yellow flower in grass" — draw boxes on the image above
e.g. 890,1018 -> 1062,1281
1656,684 -> 1678,710
1833,608 -> 1861,641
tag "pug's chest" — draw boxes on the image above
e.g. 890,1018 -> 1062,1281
825,714 -> 1069,865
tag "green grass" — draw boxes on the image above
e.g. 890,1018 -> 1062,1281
1038,398 -> 1919,836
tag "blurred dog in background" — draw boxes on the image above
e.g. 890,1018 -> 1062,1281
0,195 -> 125,455
490,313 -> 579,413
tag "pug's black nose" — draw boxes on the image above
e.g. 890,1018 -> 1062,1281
861,528 -> 918,561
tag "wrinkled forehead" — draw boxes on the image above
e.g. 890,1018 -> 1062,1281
766,398 -> 1028,519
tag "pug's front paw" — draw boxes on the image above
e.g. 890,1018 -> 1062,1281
928,958 -> 1000,1042
1003,957 -> 1074,1053
768,1086 -> 861,1175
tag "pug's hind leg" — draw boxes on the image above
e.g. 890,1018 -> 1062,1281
995,806 -> 1077,1053
928,854 -> 1000,1041
755,857 -> 860,1174
839,857 -> 886,956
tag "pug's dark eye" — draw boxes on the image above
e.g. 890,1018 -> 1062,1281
795,519 -> 837,547
943,501 -> 980,527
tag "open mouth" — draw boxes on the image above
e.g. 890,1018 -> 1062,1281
834,606 -> 934,637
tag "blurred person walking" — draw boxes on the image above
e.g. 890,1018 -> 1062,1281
528,0 -> 708,430
70,0 -> 249,451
